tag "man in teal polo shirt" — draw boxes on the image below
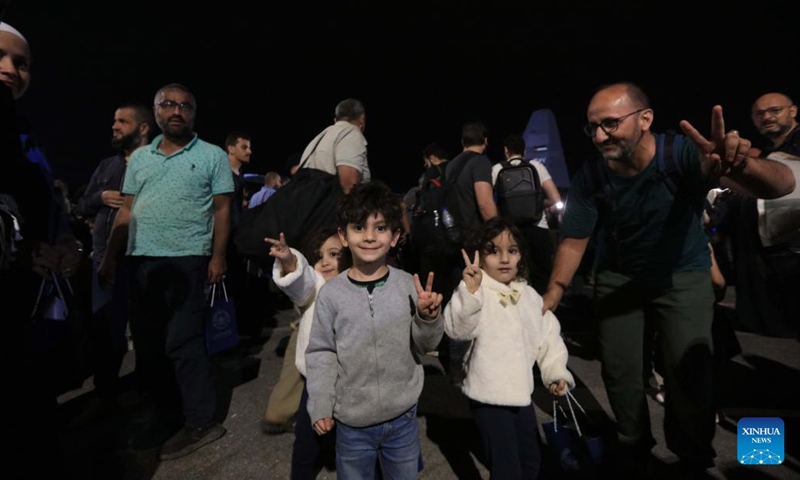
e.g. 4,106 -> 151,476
101,83 -> 233,460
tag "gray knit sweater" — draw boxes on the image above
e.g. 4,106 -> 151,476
305,266 -> 444,427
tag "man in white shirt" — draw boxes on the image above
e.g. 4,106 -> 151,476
298,98 -> 369,194
491,133 -> 562,293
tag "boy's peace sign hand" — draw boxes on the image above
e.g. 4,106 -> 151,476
462,249 -> 482,294
414,272 -> 443,321
265,233 -> 297,273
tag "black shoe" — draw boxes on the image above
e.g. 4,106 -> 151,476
128,418 -> 182,450
159,423 -> 227,461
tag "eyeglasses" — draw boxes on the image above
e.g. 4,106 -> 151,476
752,105 -> 792,119
155,100 -> 195,112
583,108 -> 646,137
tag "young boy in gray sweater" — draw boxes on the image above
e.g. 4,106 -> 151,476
305,181 -> 444,479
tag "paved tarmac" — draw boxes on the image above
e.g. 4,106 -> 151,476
56,286 -> 800,479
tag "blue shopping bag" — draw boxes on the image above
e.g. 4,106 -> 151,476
205,281 -> 239,355
541,391 -> 604,474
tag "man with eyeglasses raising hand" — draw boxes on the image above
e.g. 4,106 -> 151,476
541,82 -> 794,477
101,83 -> 233,460
725,93 -> 800,341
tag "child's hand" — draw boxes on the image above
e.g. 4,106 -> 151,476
461,249 -> 482,294
549,379 -> 569,397
313,417 -> 335,435
265,233 -> 297,273
414,271 -> 443,320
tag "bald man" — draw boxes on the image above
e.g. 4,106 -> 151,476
724,93 -> 800,340
751,92 -> 799,156
543,82 -> 793,477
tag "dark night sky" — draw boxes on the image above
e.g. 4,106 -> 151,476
7,1 -> 796,195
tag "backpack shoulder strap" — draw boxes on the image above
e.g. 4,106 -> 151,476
444,151 -> 478,222
526,159 -> 542,189
446,152 -> 476,189
297,128 -> 330,170
655,130 -> 685,196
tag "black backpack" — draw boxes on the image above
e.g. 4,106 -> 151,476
494,159 -> 544,224
234,132 -> 343,268
410,152 -> 475,256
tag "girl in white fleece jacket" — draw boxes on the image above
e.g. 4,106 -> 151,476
267,229 -> 348,480
444,217 -> 575,480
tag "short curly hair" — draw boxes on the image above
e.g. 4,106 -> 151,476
337,181 -> 402,233
464,217 -> 530,281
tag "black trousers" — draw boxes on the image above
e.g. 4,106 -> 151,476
128,255 -> 216,428
470,400 -> 542,480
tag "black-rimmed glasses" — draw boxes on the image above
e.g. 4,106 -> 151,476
583,108 -> 646,137
155,100 -> 195,112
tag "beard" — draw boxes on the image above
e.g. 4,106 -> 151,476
760,121 -> 791,140
158,116 -> 194,140
598,129 -> 642,163
111,131 -> 142,152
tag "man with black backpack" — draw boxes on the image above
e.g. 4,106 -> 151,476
439,122 -> 497,382
410,143 -> 450,294
542,82 -> 795,477
492,133 -> 561,293
410,128 -> 497,306
409,125 -> 496,383
446,121 -> 499,241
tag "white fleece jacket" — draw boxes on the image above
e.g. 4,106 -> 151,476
271,247 -> 324,377
444,272 -> 575,406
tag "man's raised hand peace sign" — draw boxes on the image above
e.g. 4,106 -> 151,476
679,105 -> 752,176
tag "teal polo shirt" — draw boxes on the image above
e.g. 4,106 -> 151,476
122,133 -> 234,257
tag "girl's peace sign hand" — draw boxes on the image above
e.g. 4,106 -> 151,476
462,249 -> 482,294
265,233 -> 298,273
414,271 -> 443,321
265,233 -> 293,261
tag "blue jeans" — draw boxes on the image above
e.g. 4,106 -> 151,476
335,404 -> 421,480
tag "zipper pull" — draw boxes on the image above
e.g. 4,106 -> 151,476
368,291 -> 374,318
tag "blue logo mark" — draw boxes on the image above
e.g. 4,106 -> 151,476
737,417 -> 784,465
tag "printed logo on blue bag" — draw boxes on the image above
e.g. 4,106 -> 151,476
211,310 -> 232,331
737,417 -> 784,465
